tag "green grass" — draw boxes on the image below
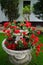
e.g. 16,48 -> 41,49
0,33 -> 13,65
0,33 -> 43,65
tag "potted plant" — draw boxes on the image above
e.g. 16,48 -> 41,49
0,0 -> 19,21
2,20 -> 42,64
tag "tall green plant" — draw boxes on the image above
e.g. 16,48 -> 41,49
0,0 -> 19,21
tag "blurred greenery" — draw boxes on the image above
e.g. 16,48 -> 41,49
0,0 -> 19,21
33,0 -> 43,20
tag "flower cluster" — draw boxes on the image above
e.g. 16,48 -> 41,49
3,20 -> 43,56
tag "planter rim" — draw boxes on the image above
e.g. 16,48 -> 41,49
2,39 -> 32,53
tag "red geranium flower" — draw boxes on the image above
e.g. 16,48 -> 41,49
36,51 -> 39,56
11,44 -> 16,50
31,34 -> 35,39
34,37 -> 39,43
14,30 -> 20,34
37,30 -> 41,35
36,44 -> 43,53
7,44 -> 17,50
22,32 -> 27,35
4,41 -> 8,45
4,22 -> 9,28
37,47 -> 40,52
21,38 -> 27,48
8,37 -> 13,40
10,26 -> 17,29
23,41 -> 27,48
25,22 -> 31,28
5,30 -> 11,37
20,38 -> 25,41
13,26 -> 17,29
10,26 -> 14,29
6,33 -> 11,37
32,42 -> 36,45
36,45 -> 40,49
6,30 -> 10,33
32,37 -> 39,45
7,44 -> 12,49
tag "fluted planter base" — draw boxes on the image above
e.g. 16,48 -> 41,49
9,54 -> 32,65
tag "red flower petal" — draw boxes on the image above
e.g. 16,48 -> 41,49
7,44 -> 12,49
25,20 -> 31,28
6,33 -> 11,37
25,22 -> 31,28
6,30 -> 10,33
8,37 -> 13,40
4,22 -> 9,28
36,51 -> 39,56
37,48 -> 40,52
34,37 -> 39,43
21,38 -> 25,41
14,30 -> 20,34
13,26 -> 17,28
10,26 -> 14,29
4,41 -> 8,44
22,32 -> 27,35
11,44 -> 16,50
36,45 -> 40,49
32,42 -> 36,45
37,31 -> 41,35
31,34 -> 35,39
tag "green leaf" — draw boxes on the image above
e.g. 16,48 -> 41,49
28,42 -> 32,49
16,40 -> 24,50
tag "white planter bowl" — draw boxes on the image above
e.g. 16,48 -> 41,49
2,39 -> 32,64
